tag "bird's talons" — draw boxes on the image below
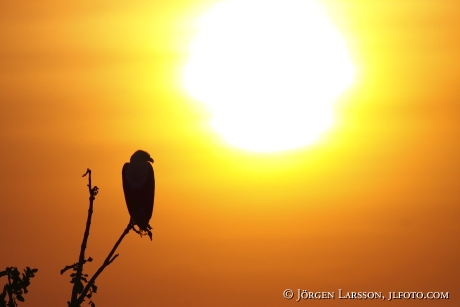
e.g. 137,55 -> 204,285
147,229 -> 153,241
131,224 -> 153,241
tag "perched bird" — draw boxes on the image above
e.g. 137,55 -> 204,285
122,150 -> 155,231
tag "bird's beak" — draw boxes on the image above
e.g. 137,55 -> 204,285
148,157 -> 154,163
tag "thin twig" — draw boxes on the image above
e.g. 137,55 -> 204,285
75,222 -> 132,306
71,169 -> 96,304
6,271 -> 13,306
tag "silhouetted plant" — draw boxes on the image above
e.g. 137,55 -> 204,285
61,169 -> 135,307
0,266 -> 38,307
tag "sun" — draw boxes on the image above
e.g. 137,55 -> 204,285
183,0 -> 355,152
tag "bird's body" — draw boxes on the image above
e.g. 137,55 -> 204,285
122,150 -> 155,231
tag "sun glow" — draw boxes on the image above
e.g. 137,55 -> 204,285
183,0 -> 355,152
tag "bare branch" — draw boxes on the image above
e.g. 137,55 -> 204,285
108,254 -> 119,265
74,222 -> 132,306
71,169 -> 97,304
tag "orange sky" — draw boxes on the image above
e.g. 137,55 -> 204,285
1,0 -> 459,306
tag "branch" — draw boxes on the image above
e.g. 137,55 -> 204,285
71,169 -> 98,304
6,272 -> 13,307
74,222 -> 132,306
1,267 -> 38,307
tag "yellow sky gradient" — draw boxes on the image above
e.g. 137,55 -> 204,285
1,0 -> 459,306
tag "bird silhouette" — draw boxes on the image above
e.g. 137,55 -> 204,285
122,150 -> 155,233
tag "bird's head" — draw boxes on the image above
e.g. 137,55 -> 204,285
130,150 -> 154,164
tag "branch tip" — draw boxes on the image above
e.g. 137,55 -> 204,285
82,168 -> 91,177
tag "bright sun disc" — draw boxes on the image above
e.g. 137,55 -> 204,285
183,0 -> 355,152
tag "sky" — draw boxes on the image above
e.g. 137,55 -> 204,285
1,0 -> 459,306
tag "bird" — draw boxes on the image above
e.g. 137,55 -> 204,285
122,150 -> 155,232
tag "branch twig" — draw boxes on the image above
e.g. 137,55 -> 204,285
7,271 -> 13,306
74,222 -> 132,306
70,169 -> 98,304
66,169 -> 131,307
